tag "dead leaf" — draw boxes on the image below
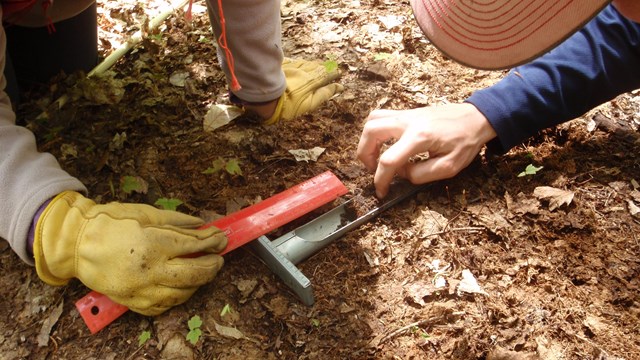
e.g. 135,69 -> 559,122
226,197 -> 251,214
405,281 -> 437,306
486,346 -> 540,360
414,208 -> 448,237
59,143 -> 78,160
377,15 -> 404,30
535,336 -> 564,360
236,279 -> 258,298
77,71 -> 125,104
583,314 -> 607,337
628,200 -> 640,218
288,147 -> 325,162
533,186 -> 574,211
364,62 -> 392,81
457,269 -> 488,296
214,320 -> 245,340
37,302 -> 63,347
505,191 -> 539,215
169,70 -> 189,87
203,104 -> 244,131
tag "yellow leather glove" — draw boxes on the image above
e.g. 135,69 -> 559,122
33,191 -> 227,316
264,58 -> 344,124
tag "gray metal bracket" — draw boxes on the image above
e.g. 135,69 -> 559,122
250,183 -> 428,306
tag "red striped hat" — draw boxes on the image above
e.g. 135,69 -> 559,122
410,0 -> 611,69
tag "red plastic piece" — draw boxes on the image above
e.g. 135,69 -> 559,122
75,171 -> 347,334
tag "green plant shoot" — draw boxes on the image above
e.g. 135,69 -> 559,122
518,164 -> 544,177
186,315 -> 203,345
374,52 -> 393,61
220,304 -> 233,317
121,176 -> 143,194
203,157 -> 242,176
154,198 -> 183,211
225,159 -> 242,176
202,157 -> 227,174
138,330 -> 151,346
324,59 -> 338,72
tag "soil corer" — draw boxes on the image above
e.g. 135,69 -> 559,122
249,182 -> 428,305
75,170 -> 348,334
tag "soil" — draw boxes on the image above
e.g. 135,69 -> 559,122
1,0 -> 639,359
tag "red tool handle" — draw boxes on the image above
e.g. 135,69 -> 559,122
75,171 -> 348,334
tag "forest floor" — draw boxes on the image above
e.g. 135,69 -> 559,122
1,0 -> 639,359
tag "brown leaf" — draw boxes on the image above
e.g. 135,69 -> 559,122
533,186 -> 574,211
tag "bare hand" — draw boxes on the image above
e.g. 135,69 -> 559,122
357,103 -> 497,198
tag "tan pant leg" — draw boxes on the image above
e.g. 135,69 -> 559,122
206,0 -> 286,103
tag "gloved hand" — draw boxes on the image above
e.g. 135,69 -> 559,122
33,191 -> 227,316
264,58 -> 344,124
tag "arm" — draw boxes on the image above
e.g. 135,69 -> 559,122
467,4 -> 640,153
358,4 -> 640,198
0,18 -> 86,265
1,13 -> 226,315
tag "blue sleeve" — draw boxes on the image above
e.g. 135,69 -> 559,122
466,4 -> 640,153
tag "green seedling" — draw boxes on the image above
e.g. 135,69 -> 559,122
121,176 -> 147,194
138,330 -> 151,346
202,157 -> 243,176
225,159 -> 242,176
324,59 -> 338,72
149,33 -> 163,42
374,52 -> 393,61
411,326 -> 430,339
186,315 -> 203,345
518,164 -> 543,177
154,198 -> 183,211
311,318 -> 320,327
220,304 -> 233,317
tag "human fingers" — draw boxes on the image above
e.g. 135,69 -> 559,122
373,129 -> 428,198
125,287 -> 198,316
161,253 -> 224,288
356,110 -> 408,172
403,142 -> 482,185
154,226 -> 228,255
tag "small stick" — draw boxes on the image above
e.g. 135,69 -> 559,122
42,0 -> 190,113
88,0 -> 190,78
377,317 -> 441,345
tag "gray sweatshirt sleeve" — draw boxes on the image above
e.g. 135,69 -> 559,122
0,19 -> 86,265
206,0 -> 286,103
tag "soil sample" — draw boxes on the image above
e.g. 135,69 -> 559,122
345,179 -> 417,219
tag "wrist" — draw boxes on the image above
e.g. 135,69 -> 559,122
34,191 -> 86,285
28,198 -> 53,257
462,103 -> 497,145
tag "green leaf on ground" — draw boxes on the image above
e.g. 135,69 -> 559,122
138,330 -> 151,346
154,198 -> 183,211
225,159 -> 242,176
121,176 -> 148,194
186,315 -> 203,345
203,157 -> 226,174
518,164 -> 544,177
220,304 -> 233,317
324,59 -> 338,72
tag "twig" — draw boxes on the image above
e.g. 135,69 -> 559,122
377,316 -> 442,345
421,226 -> 484,239
125,345 -> 144,360
42,0 -> 190,114
88,0 -> 189,77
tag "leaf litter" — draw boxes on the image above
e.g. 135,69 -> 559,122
2,0 -> 640,359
